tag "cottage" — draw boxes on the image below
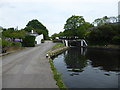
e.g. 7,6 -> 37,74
28,30 -> 44,44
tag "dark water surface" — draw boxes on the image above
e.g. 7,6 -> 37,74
53,47 -> 120,88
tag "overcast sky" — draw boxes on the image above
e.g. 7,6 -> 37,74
0,0 -> 119,36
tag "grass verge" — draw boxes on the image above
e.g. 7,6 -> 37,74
52,43 -> 64,49
49,58 -> 67,89
48,43 -> 68,89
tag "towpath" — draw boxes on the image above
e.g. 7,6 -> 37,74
2,41 -> 57,88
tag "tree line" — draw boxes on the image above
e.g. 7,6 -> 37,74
51,15 -> 120,45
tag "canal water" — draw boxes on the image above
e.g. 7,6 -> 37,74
52,47 -> 120,88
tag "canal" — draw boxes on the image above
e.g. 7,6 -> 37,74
52,47 -> 120,88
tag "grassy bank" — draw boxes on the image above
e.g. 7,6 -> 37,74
51,42 -> 65,50
49,58 -> 66,89
48,43 -> 68,89
88,44 -> 120,50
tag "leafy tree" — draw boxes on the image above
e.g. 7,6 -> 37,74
51,33 -> 59,40
64,15 -> 85,31
63,15 -> 93,38
76,22 -> 93,38
25,19 -> 49,40
64,15 -> 86,37
93,18 -> 104,26
93,16 -> 118,26
109,16 -> 117,23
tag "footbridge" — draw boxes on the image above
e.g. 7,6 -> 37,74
59,36 -> 88,47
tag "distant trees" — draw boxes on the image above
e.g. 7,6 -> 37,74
92,16 -> 118,26
24,19 -> 49,40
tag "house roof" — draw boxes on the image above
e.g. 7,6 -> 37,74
26,30 -> 39,36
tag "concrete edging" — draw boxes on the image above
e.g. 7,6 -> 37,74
47,46 -> 69,58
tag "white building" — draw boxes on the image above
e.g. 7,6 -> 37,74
28,30 -> 44,44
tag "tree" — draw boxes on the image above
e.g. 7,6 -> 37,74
64,15 -> 85,31
51,33 -> 59,40
64,15 -> 86,37
64,15 -> 93,39
109,16 -> 117,23
25,19 -> 49,40
93,18 -> 104,26
93,16 -> 118,26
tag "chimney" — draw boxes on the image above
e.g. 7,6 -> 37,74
31,30 -> 34,34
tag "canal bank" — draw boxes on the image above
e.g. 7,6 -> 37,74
87,45 -> 120,51
47,43 -> 69,89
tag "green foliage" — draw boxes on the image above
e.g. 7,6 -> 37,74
2,40 -> 13,48
112,35 -> 120,45
52,43 -> 64,49
87,24 -> 120,45
49,59 -> 66,89
2,28 -> 26,40
51,33 -> 60,40
11,42 -> 22,47
64,15 -> 85,31
26,19 -> 46,30
25,19 -> 49,40
63,15 -> 93,38
93,16 -> 118,26
2,40 -> 22,48
22,35 -> 35,47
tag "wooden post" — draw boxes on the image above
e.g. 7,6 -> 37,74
65,40 -> 68,47
83,40 -> 88,46
81,40 -> 83,46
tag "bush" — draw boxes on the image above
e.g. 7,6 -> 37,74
11,42 -> 22,47
87,24 -> 119,45
2,40 -> 13,53
22,35 -> 35,47
2,40 -> 12,48
112,35 -> 120,45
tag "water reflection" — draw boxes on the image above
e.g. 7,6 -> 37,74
86,48 -> 120,72
64,47 -> 87,73
64,47 -> 120,73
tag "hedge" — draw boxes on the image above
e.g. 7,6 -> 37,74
22,35 -> 35,47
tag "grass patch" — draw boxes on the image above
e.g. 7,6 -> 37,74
49,58 -> 67,89
47,42 -> 68,89
52,43 -> 64,49
89,44 -> 120,49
